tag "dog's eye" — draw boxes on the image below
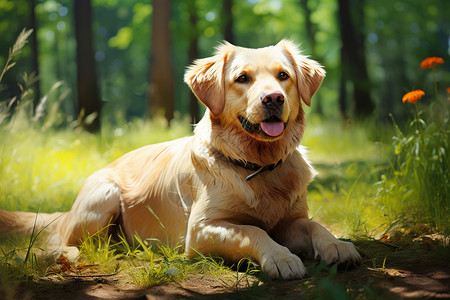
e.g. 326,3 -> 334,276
278,72 -> 289,81
236,74 -> 250,83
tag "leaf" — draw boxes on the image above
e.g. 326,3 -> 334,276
75,263 -> 96,271
83,112 -> 98,126
108,27 -> 133,49
394,143 -> 402,155
56,256 -> 67,263
56,256 -> 76,272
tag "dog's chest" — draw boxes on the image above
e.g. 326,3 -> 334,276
241,174 -> 301,230
252,194 -> 292,230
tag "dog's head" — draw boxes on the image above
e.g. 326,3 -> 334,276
185,40 -> 325,162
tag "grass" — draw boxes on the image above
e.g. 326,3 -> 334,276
0,118 -> 191,213
51,227 -> 252,288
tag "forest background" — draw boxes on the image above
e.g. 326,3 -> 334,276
1,0 -> 448,129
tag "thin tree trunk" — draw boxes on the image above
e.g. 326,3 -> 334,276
351,0 -> 373,119
74,0 -> 100,132
300,0 -> 315,54
148,0 -> 175,122
338,66 -> 349,120
300,0 -> 323,115
223,0 -> 234,43
187,0 -> 199,123
30,0 -> 40,112
338,0 -> 351,119
338,0 -> 373,120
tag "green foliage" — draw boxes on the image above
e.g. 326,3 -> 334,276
2,1 -> 448,121
296,261 -> 356,300
376,64 -> 449,233
78,229 -> 237,288
78,224 -> 122,267
126,243 -> 188,287
377,104 -> 449,232
0,234 -> 55,299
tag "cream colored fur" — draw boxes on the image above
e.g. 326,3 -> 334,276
0,40 -> 361,279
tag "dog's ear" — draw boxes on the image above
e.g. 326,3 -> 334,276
278,40 -> 325,107
184,43 -> 232,117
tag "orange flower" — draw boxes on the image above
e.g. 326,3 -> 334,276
446,87 -> 450,93
402,90 -> 425,103
420,57 -> 444,69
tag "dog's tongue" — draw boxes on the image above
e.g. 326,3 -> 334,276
260,121 -> 284,137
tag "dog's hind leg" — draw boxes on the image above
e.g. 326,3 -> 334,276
50,168 -> 122,258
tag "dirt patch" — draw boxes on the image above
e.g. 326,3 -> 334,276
376,264 -> 450,298
4,239 -> 450,299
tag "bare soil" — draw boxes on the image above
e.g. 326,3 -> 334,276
4,237 -> 450,300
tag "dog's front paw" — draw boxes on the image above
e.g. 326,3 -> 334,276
313,239 -> 361,265
259,246 -> 307,279
47,245 -> 80,261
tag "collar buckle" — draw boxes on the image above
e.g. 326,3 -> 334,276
227,158 -> 282,181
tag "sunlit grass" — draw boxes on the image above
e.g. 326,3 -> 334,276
77,228 -> 246,288
0,118 -> 191,213
303,119 -> 390,237
303,117 -> 388,164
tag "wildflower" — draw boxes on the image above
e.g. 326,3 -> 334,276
402,90 -> 425,104
447,87 -> 450,93
420,57 -> 444,69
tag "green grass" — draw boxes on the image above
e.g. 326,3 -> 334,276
302,118 -> 393,238
0,118 -> 191,213
59,227 -> 251,288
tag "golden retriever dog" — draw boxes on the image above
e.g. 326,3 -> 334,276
0,40 -> 361,279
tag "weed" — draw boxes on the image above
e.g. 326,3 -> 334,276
125,243 -> 188,287
0,29 -> 33,83
78,224 -> 122,268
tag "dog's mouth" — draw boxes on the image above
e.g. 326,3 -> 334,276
238,115 -> 288,138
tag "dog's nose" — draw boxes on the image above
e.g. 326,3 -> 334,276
261,91 -> 284,106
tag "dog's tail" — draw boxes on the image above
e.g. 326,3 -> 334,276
0,209 -> 64,237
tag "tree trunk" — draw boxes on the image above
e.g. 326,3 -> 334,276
338,65 -> 349,120
300,0 -> 315,54
223,0 -> 234,43
338,0 -> 374,120
30,0 -> 40,112
187,0 -> 199,123
300,0 -> 323,115
74,0 -> 100,132
148,0 -> 175,122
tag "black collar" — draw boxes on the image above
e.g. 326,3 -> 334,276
227,157 -> 282,181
